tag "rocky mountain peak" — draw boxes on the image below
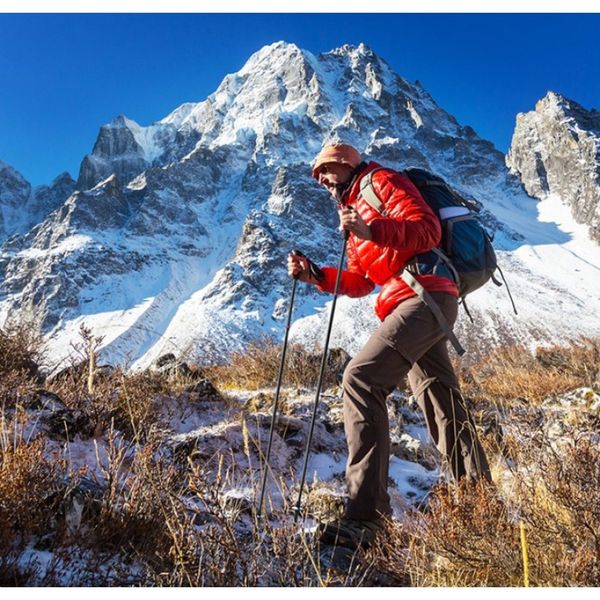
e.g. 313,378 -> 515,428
77,116 -> 147,190
534,92 -> 600,132
0,161 -> 76,244
238,41 -> 308,75
50,171 -> 76,187
507,91 -> 600,242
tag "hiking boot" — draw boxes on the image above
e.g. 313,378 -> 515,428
318,517 -> 385,549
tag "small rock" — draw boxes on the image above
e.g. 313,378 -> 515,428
185,378 -> 222,401
390,431 -> 437,470
275,414 -> 305,439
44,475 -> 105,536
28,388 -> 67,412
306,485 -> 346,521
189,509 -> 218,526
283,433 -> 305,448
154,353 -> 178,369
39,400 -> 95,440
222,489 -> 254,515
391,432 -> 421,460
557,387 -> 600,415
244,391 -> 288,414
48,361 -> 114,385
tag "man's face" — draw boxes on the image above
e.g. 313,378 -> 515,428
317,162 -> 354,201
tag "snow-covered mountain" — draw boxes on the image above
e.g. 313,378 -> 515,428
2,41 -> 600,371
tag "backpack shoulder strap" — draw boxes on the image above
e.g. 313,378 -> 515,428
359,168 -> 388,215
401,270 -> 466,356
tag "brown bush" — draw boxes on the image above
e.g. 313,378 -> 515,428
47,360 -> 177,443
0,324 -> 44,381
2,333 -> 600,585
507,436 -> 600,586
0,436 -> 64,553
385,430 -> 600,587
459,338 -> 600,407
0,325 -> 45,409
402,481 -> 522,586
203,337 -> 342,391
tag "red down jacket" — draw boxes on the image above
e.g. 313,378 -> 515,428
316,161 -> 459,321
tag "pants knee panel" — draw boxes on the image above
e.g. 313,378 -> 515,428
342,358 -> 364,391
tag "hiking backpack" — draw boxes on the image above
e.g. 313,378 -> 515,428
359,167 -> 517,355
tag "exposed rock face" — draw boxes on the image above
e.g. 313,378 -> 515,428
0,162 -> 75,243
76,115 -> 192,191
507,91 -> 600,242
0,160 -> 31,238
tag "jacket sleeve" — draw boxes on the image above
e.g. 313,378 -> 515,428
316,241 -> 375,298
368,171 -> 441,253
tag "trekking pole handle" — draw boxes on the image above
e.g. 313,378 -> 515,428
291,249 -> 324,282
338,204 -> 353,241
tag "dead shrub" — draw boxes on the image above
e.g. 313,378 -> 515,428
0,324 -> 45,409
110,371 -> 172,441
535,337 -> 600,383
397,428 -> 600,586
81,438 -> 184,564
403,481 -> 521,586
507,436 -> 600,586
459,338 -> 600,407
2,330 -> 599,586
0,436 -> 65,552
0,324 -> 44,381
204,337 -> 341,391
46,361 -> 174,443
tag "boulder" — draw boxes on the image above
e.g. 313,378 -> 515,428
47,361 -> 114,386
30,389 -> 95,440
184,378 -> 222,402
152,353 -> 205,380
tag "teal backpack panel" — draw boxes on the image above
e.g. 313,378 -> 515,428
402,167 -> 498,298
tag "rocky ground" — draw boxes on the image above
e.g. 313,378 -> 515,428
1,338 -> 599,586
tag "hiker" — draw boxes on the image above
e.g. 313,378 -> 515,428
287,142 -> 491,548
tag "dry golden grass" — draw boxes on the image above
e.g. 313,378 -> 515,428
0,324 -> 44,409
203,336 -> 342,391
458,337 -> 600,407
415,439 -> 598,586
45,328 -> 210,443
0,437 -> 63,547
403,481 -> 523,586
369,431 -> 600,586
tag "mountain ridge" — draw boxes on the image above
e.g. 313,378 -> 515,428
1,42 -> 600,371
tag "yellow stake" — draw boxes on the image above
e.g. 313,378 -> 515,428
520,521 -> 530,587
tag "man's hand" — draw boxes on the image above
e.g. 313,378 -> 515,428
287,252 -> 321,284
339,206 -> 372,241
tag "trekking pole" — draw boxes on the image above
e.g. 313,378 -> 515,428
293,230 -> 349,523
257,249 -> 305,518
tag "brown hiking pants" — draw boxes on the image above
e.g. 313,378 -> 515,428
342,292 -> 491,520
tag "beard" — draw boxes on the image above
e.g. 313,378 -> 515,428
329,183 -> 347,201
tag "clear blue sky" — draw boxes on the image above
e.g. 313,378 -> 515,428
1,13 -> 599,186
